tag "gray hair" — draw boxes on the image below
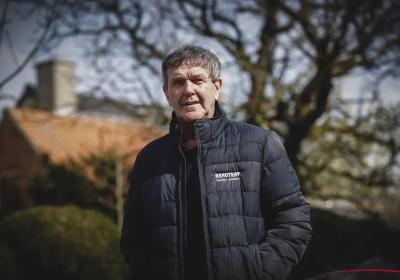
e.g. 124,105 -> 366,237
162,45 -> 221,88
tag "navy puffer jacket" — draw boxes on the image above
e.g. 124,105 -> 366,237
121,103 -> 312,280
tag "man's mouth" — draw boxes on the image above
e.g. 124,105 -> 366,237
184,101 -> 199,106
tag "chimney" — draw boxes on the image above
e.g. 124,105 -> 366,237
36,60 -> 77,116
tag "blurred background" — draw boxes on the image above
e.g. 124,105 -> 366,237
0,0 -> 399,279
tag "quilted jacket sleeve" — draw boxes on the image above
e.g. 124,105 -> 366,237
259,132 -> 313,280
120,157 -> 150,279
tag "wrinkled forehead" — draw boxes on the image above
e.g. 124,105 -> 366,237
168,58 -> 211,75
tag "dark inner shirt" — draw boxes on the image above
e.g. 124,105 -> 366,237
182,146 -> 207,279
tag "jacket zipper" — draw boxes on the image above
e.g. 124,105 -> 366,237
195,125 -> 213,280
177,127 -> 187,280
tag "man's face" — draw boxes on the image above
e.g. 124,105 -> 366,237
163,63 -> 222,125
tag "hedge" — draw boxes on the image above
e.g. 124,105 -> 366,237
0,205 -> 128,280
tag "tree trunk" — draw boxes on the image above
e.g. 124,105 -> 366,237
244,71 -> 268,126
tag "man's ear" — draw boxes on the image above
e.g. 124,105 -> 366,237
163,87 -> 170,105
214,78 -> 222,100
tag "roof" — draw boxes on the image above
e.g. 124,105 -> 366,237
77,94 -> 169,123
16,85 -> 37,107
16,85 -> 169,124
7,108 -> 164,166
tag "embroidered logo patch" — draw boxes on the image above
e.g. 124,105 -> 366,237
215,172 -> 241,182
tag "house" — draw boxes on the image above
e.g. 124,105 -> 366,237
16,60 -> 170,123
0,60 -> 165,216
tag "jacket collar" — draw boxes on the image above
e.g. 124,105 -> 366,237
169,101 -> 227,145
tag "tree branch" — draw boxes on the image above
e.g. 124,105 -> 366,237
5,28 -> 20,66
0,0 -> 10,52
278,1 -> 319,48
0,13 -> 53,90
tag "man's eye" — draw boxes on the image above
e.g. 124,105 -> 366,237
172,80 -> 184,86
194,79 -> 204,84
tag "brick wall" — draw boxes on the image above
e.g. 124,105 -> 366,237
0,109 -> 41,215
0,109 -> 41,176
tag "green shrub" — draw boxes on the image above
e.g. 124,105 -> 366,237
0,205 -> 128,280
29,155 -> 97,207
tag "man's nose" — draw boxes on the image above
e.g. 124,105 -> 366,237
183,80 -> 195,96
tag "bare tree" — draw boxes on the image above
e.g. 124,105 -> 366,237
0,1 -> 59,98
169,0 -> 400,169
32,0 -> 400,194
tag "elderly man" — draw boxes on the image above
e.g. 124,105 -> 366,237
121,45 -> 312,280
